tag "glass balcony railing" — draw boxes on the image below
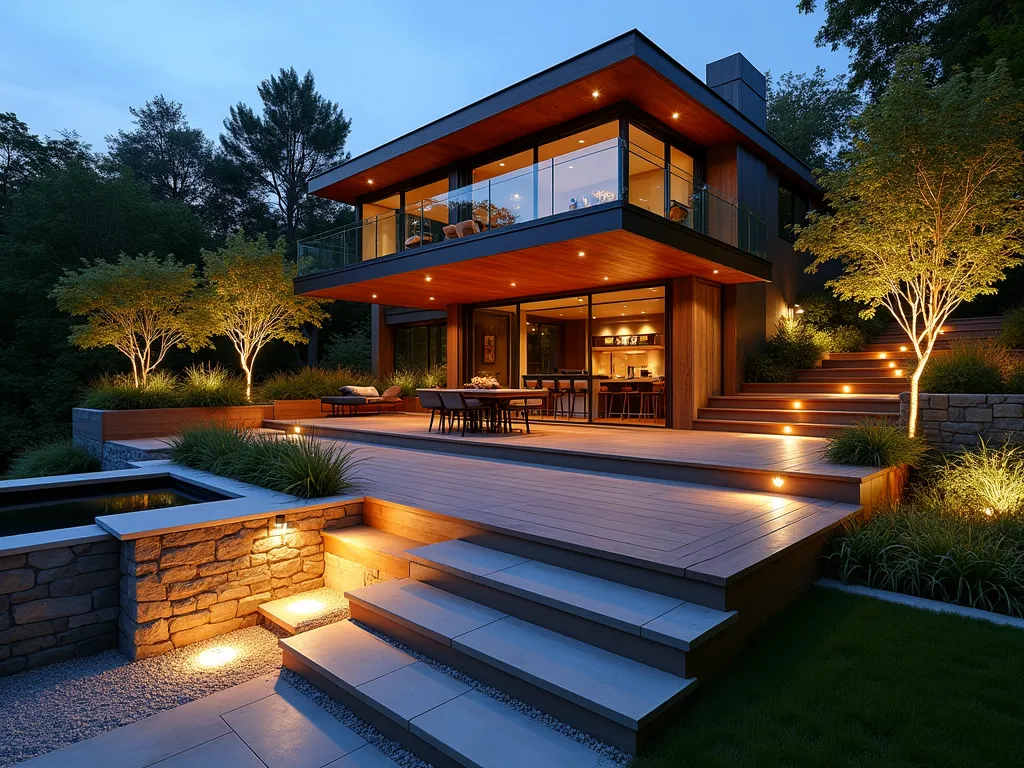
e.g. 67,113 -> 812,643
297,140 -> 767,276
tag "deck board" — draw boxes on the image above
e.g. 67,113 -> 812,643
329,439 -> 862,586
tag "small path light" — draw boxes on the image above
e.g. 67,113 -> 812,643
196,646 -> 237,668
771,476 -> 785,488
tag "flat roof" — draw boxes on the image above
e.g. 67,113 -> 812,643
310,30 -> 818,203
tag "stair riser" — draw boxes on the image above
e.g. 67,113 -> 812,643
796,370 -> 908,381
705,397 -> 899,413
696,409 -> 898,425
409,561 -> 691,678
348,602 -> 646,755
694,421 -> 846,438
741,383 -> 906,394
821,358 -> 911,369
281,648 -> 463,768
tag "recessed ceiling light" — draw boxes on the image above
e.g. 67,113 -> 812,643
621,312 -> 625,316
713,269 -> 719,274
578,139 -> 585,144
499,162 -> 505,167
367,179 -> 374,185
672,112 -> 680,119
511,282 -> 516,287
591,90 -> 600,98
371,293 -> 377,298
578,251 -> 585,257
568,165 -> 574,169
603,276 -> 609,281
425,276 -> 432,282
641,311 -> 646,314
429,296 -> 435,301
559,313 -> 563,316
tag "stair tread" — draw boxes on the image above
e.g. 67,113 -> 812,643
283,622 -> 614,768
347,579 -> 507,645
454,616 -> 695,728
409,541 -> 735,648
322,526 -> 425,558
349,578 -> 694,729
411,689 -> 619,768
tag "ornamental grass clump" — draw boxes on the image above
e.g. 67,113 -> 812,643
81,370 -> 180,410
919,340 -> 1010,394
827,502 -> 1024,617
177,365 -> 248,407
169,424 -> 360,499
7,440 -> 101,479
253,367 -> 365,401
936,440 -> 1024,520
824,421 -> 928,467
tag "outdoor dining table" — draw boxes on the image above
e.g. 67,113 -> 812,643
417,388 -> 538,434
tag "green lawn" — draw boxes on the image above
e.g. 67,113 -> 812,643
633,587 -> 1024,768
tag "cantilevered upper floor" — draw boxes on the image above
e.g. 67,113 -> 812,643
295,30 -> 820,309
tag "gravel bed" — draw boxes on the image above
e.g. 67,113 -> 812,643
282,670 -> 429,768
0,626 -> 284,767
355,619 -> 631,766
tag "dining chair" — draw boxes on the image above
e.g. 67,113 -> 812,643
438,391 -> 489,436
417,389 -> 445,432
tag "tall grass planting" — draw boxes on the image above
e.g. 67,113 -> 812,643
7,440 -> 101,479
824,421 -> 928,468
169,424 -> 360,498
178,365 -> 248,407
935,440 -> 1024,519
82,368 -> 248,409
253,367 -> 366,401
919,340 -> 1010,394
828,503 -> 1024,617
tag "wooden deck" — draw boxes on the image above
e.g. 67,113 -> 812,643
306,437 -> 863,612
266,414 -> 901,507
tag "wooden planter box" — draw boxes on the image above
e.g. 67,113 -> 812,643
271,399 -> 328,420
73,405 -> 274,443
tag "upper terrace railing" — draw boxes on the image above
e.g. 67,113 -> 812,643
298,140 -> 767,277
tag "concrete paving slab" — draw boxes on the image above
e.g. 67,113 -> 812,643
223,682 -> 367,768
354,661 -> 470,728
148,733 -> 264,767
324,744 -> 401,767
410,690 -> 616,768
640,602 -> 738,651
407,540 -> 528,579
454,617 -> 694,729
281,621 -> 415,689
346,580 -> 505,645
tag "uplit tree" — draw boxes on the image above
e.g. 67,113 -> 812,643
51,254 -> 209,386
799,51 -> 1024,436
203,233 -> 329,399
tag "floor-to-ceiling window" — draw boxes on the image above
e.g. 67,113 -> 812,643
394,323 -> 447,371
470,305 -> 516,386
362,193 -> 400,260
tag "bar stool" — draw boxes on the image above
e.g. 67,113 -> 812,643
573,379 -> 590,420
639,382 -> 661,421
540,379 -> 556,417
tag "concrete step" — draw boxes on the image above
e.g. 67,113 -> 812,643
256,587 -> 349,635
345,578 -> 695,753
795,368 -> 908,381
697,407 -> 898,425
693,419 -> 848,438
405,539 -> 736,677
322,525 -> 427,581
281,621 -> 615,768
705,394 -> 900,413
741,381 -> 906,395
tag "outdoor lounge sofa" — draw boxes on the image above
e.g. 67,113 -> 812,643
321,385 -> 403,417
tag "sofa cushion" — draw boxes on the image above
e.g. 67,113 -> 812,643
340,385 -> 380,397
321,396 -> 368,405
380,385 -> 403,401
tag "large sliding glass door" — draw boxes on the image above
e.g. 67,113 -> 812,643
465,285 -> 667,427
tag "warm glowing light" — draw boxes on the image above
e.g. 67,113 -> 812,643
984,507 -> 994,517
371,293 -> 377,299
713,269 -> 719,274
425,276 -> 432,282
672,111 -> 680,119
591,90 -> 600,98
603,276 -> 609,281
287,599 -> 325,616
795,308 -> 805,314
771,476 -> 785,488
939,329 -> 946,334
783,426 -> 792,434
879,353 -> 887,359
792,401 -> 802,409
888,362 -> 896,368
842,385 -> 852,393
196,646 -> 237,667
274,514 -> 287,532
894,369 -> 904,377
429,296 -> 435,301
367,179 -> 374,185
292,425 -> 301,434
578,251 -> 585,257
499,162 -> 505,167
900,345 -> 908,352
510,282 -> 516,287
578,139 -> 586,144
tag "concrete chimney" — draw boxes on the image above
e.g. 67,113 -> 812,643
706,53 -> 767,129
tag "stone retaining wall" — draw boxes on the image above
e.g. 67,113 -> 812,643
0,538 -> 121,675
119,501 -> 361,660
902,392 -> 1024,450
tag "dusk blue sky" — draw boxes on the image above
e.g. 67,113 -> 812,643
0,1 -> 851,158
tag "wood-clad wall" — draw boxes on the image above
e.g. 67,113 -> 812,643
371,305 -> 394,376
693,279 -> 723,410
446,304 -> 464,388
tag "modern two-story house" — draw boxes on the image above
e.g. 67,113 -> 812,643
295,30 -> 820,430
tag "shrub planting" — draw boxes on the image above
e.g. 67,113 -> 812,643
8,440 -> 101,479
253,367 -> 365,401
169,424 -> 360,498
745,318 -> 826,382
919,340 -> 1011,394
998,304 -> 1024,349
824,421 -> 928,467
81,368 -> 248,409
935,440 -> 1024,520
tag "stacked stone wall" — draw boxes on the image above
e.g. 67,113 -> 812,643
902,393 -> 1024,450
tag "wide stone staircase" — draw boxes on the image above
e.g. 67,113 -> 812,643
694,316 -> 1004,438
278,536 -> 738,767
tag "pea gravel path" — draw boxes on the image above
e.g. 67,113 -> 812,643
0,626 -> 283,767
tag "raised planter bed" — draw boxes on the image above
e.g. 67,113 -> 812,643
73,405 -> 274,444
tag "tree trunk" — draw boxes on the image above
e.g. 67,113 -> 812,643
907,356 -> 928,438
306,325 -> 319,367
243,364 -> 253,402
